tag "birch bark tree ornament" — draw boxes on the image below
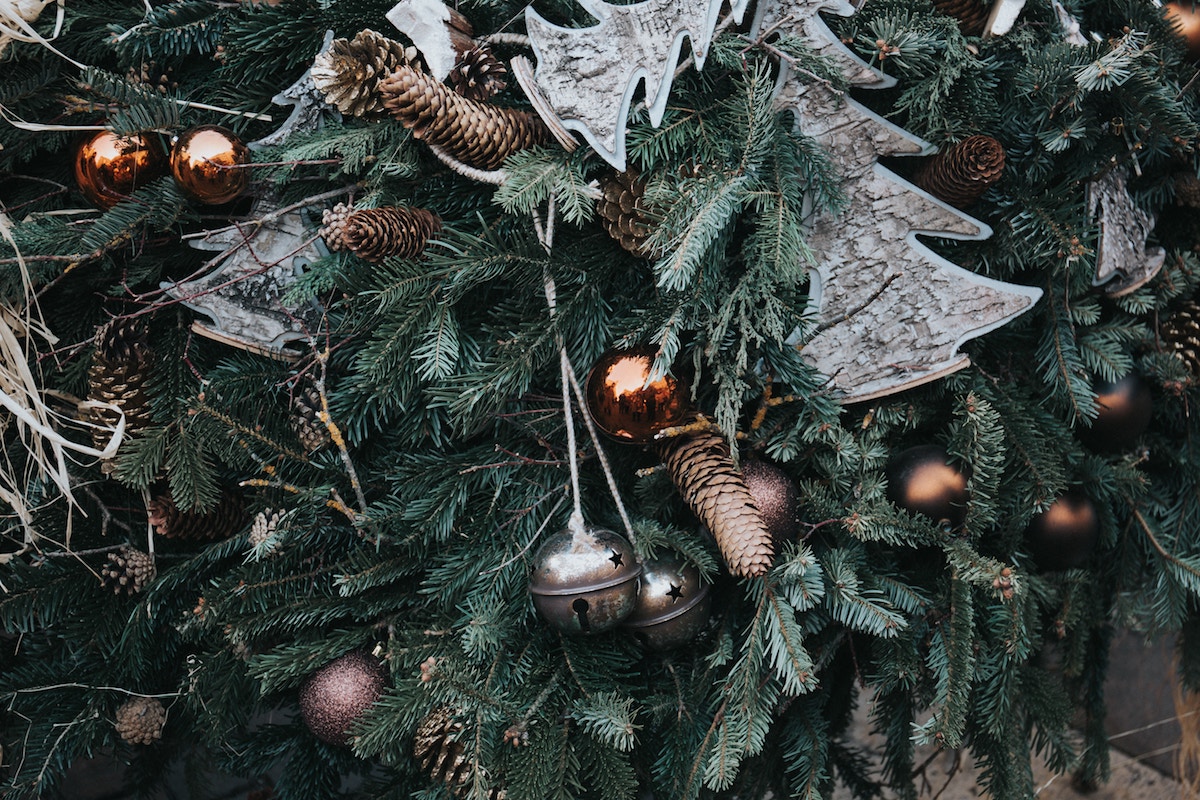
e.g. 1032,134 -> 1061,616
758,0 -> 1041,402
250,31 -> 339,150
1087,168 -> 1166,296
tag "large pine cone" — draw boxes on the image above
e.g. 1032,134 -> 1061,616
87,318 -> 155,455
1162,298 -> 1200,376
147,489 -> 247,541
115,696 -> 166,745
446,44 -> 508,102
932,0 -> 992,36
100,546 -> 156,595
311,29 -> 419,119
656,427 -> 775,579
321,203 -> 442,263
380,63 -> 549,171
596,170 -> 657,256
912,135 -> 1006,208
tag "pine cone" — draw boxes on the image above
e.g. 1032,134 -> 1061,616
414,708 -> 506,798
932,0 -> 992,36
446,44 -> 508,102
100,546 -> 156,594
148,489 -> 247,541
1162,298 -> 1200,375
1176,172 -> 1200,208
290,382 -> 331,452
320,203 -> 352,252
912,135 -> 1006,208
311,29 -> 419,119
596,170 -> 657,256
381,63 -> 550,171
87,318 -> 155,455
655,428 -> 775,579
126,61 -> 177,95
248,508 -> 286,550
327,205 -> 443,264
114,696 -> 166,745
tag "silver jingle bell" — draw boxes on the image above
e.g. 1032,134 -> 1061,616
622,553 -> 711,650
529,525 -> 641,634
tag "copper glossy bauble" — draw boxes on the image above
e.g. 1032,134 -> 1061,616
885,445 -> 970,531
529,525 -> 641,634
73,131 -> 168,209
1082,373 -> 1153,452
1025,492 -> 1099,571
622,554 -> 711,650
170,125 -> 250,204
299,650 -> 388,746
1167,2 -> 1200,60
742,459 -> 800,545
584,346 -> 690,443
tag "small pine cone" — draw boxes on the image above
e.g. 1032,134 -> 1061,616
320,203 -> 353,252
446,44 -> 508,102
912,135 -> 1006,208
148,489 -> 248,541
413,708 -> 505,798
291,383 -> 331,452
656,428 -> 775,579
338,205 -> 443,263
1162,298 -> 1200,375
932,0 -> 992,36
248,509 -> 286,549
114,696 -> 166,745
100,546 -> 156,595
311,29 -> 419,119
596,170 -> 657,256
1176,172 -> 1200,208
381,63 -> 550,171
87,318 -> 155,454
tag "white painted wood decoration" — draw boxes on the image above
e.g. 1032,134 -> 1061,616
251,31 -> 338,150
517,0 -> 752,171
1087,168 -> 1165,297
759,0 -> 1042,402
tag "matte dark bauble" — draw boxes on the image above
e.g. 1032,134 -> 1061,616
1025,492 -> 1100,571
1166,2 -> 1200,60
885,445 -> 970,531
74,130 -> 168,209
742,459 -> 800,545
299,651 -> 388,746
1081,373 -> 1153,452
622,554 -> 711,650
170,125 -> 250,204
584,346 -> 690,443
529,525 -> 641,634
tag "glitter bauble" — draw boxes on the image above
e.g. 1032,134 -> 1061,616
1166,2 -> 1200,60
74,130 -> 168,209
170,125 -> 250,205
298,651 -> 388,746
885,445 -> 970,531
584,346 -> 690,443
742,459 -> 800,545
1081,373 -> 1153,452
1025,492 -> 1100,571
622,554 -> 711,650
529,525 -> 641,634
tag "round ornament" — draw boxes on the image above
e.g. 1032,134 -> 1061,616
622,554 -> 711,650
529,525 -> 642,634
584,346 -> 690,443
73,130 -> 168,210
1166,2 -> 1200,60
170,125 -> 251,204
742,459 -> 800,545
1081,373 -> 1153,452
1025,492 -> 1099,571
298,650 -> 388,746
885,445 -> 970,531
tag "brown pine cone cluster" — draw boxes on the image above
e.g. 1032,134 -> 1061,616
100,546 -> 156,595
115,696 -> 166,745
311,29 -> 419,119
1162,298 -> 1200,376
148,489 -> 247,541
414,707 -> 506,798
380,63 -> 549,171
596,170 -> 657,256
912,134 -> 1006,208
87,318 -> 155,455
446,44 -> 508,102
320,202 -> 442,263
932,0 -> 992,36
655,427 -> 775,579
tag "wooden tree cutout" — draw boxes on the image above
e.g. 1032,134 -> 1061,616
516,0 -> 751,170
1087,168 -> 1165,297
759,0 -> 1042,402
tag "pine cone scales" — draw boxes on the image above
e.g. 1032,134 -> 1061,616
596,170 -> 656,256
100,546 -> 156,594
291,382 -> 331,452
311,29 -> 418,119
447,45 -> 508,102
913,135 -> 1006,208
380,64 -> 549,171
415,707 -> 470,790
1162,298 -> 1200,375
321,203 -> 442,263
148,489 -> 247,541
115,696 -> 166,745
87,318 -> 155,453
933,0 -> 992,36
656,429 -> 775,579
